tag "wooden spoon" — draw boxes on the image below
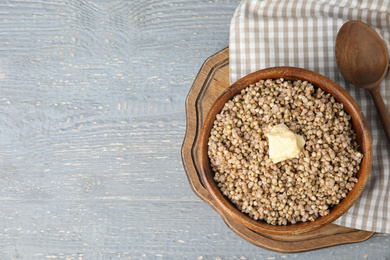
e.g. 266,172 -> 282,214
335,20 -> 390,144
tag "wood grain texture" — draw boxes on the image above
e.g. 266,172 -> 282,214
335,20 -> 390,145
0,0 -> 388,259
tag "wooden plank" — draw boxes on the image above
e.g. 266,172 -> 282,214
0,0 -> 387,259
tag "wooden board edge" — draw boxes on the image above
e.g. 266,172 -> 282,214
181,47 -> 229,202
226,220 -> 374,253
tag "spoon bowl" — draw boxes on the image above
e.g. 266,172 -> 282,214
335,20 -> 390,144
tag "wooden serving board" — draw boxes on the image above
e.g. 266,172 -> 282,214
181,47 -> 375,253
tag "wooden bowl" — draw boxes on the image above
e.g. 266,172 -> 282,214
197,67 -> 372,235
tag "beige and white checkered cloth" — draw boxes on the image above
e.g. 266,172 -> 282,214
230,0 -> 390,233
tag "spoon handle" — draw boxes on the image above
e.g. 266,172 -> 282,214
369,87 -> 390,145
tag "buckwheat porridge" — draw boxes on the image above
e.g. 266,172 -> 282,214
207,78 -> 363,225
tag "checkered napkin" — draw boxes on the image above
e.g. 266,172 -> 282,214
229,0 -> 390,233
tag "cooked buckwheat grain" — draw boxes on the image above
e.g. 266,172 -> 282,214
208,78 -> 363,225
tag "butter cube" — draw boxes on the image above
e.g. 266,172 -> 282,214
266,123 -> 305,163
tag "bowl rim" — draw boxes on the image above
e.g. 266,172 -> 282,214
197,66 -> 372,235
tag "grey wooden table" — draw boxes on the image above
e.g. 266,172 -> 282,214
0,1 -> 388,259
